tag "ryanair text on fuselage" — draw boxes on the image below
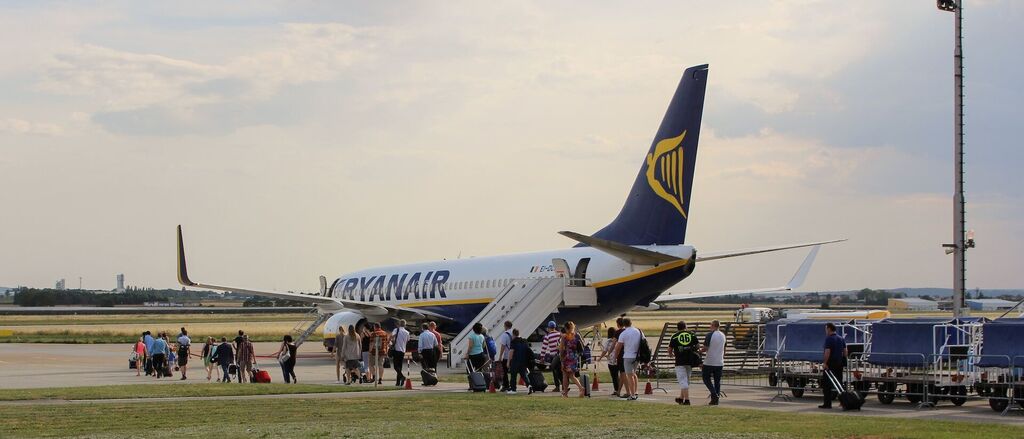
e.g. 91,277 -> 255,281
333,270 -> 451,302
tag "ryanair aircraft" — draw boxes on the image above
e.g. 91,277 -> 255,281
176,64 -> 841,344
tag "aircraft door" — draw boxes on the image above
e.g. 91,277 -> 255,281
573,258 -> 590,279
551,258 -> 571,278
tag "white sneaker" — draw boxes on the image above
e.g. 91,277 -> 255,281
506,390 -> 517,395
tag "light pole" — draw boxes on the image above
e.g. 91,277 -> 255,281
937,0 -> 973,318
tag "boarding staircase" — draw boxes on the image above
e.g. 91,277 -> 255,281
291,308 -> 332,349
449,272 -> 597,369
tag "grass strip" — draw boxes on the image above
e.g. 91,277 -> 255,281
0,392 -> 1020,438
0,382 -> 376,401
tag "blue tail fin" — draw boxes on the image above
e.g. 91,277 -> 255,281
591,64 -> 708,246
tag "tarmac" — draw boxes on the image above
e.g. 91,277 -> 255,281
1,343 -> 1022,426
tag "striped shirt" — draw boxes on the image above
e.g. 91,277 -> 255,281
540,331 -> 560,359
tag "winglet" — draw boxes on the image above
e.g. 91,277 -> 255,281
177,225 -> 197,287
785,245 -> 820,290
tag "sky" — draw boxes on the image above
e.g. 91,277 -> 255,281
1,1 -> 1022,294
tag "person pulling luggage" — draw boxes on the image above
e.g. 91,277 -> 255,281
506,329 -> 533,395
820,322 -> 848,409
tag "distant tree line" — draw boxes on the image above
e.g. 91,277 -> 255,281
684,288 -> 908,306
13,289 -> 170,307
855,288 -> 906,306
11,288 -> 239,307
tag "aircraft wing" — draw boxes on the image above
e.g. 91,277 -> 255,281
695,239 -> 844,262
655,245 -> 820,303
176,226 -> 453,322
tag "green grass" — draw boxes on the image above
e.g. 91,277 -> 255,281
0,393 -> 1020,438
0,383 -> 378,401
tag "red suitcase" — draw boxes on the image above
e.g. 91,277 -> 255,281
253,369 -> 272,383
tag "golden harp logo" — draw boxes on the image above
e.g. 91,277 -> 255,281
645,131 -> 688,218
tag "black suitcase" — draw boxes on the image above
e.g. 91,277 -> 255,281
824,370 -> 862,411
129,359 -> 137,370
467,364 -> 488,392
421,369 -> 438,386
581,373 -> 591,398
528,370 -> 547,392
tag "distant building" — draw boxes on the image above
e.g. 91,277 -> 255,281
966,299 -> 1017,311
55,279 -> 66,290
888,297 -> 939,311
115,274 -> 125,293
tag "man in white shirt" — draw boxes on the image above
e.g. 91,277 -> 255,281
613,318 -> 642,400
497,321 -> 514,392
417,323 -> 438,371
391,320 -> 410,387
701,320 -> 726,405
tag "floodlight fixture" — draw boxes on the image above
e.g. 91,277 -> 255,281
937,0 -> 957,12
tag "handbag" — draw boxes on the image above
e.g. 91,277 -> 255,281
383,357 -> 392,369
278,343 -> 292,364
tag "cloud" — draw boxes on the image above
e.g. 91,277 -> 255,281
0,118 -> 63,136
36,23 -> 378,135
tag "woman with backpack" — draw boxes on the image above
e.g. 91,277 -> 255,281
557,321 -> 585,398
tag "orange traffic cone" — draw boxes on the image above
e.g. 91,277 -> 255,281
488,380 -> 496,393
405,378 -> 413,390
644,381 -> 653,395
591,373 -> 599,391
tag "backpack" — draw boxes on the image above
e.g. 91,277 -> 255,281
637,330 -> 652,364
485,336 -> 497,361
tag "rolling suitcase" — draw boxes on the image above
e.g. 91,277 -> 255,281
467,363 -> 488,392
528,370 -> 547,392
421,369 -> 439,386
580,373 -> 591,398
824,369 -> 862,411
253,368 -> 272,383
251,360 -> 271,383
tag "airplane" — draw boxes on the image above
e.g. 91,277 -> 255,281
175,64 -> 843,350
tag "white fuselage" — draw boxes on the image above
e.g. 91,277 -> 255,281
326,244 -> 696,334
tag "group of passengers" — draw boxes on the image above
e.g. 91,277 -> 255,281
333,320 -> 445,388
460,316 -> 728,405
463,319 -> 589,397
132,328 -> 193,380
131,328 -> 299,384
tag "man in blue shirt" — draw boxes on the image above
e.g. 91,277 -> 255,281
142,331 -> 155,376
820,322 -> 848,409
150,333 -> 170,379
418,323 -> 438,371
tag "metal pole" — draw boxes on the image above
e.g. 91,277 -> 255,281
952,1 -> 967,318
